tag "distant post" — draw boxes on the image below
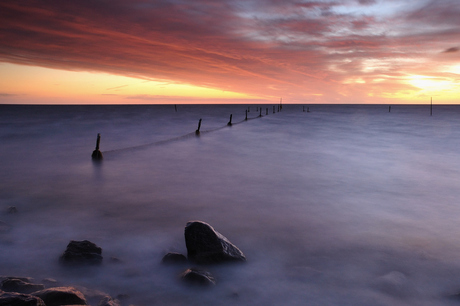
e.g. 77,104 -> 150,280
227,114 -> 233,126
195,119 -> 202,135
91,133 -> 103,160
430,97 -> 433,116
266,108 -> 268,115
245,110 -> 248,121
259,108 -> 262,117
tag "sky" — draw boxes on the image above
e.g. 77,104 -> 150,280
0,0 -> 459,104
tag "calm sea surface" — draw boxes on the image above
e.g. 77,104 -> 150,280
2,104 -> 460,305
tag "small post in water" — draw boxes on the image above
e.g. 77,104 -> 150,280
195,119 -> 202,135
303,106 -> 305,112
259,108 -> 262,117
266,108 -> 268,115
227,114 -> 233,126
245,110 -> 248,121
91,133 -> 103,160
175,104 -> 177,112
430,97 -> 433,116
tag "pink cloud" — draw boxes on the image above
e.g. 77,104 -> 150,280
1,0 -> 459,103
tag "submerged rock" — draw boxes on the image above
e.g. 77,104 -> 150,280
180,268 -> 215,286
60,240 -> 103,265
98,296 -> 121,306
184,221 -> 246,264
1,277 -> 44,294
162,252 -> 187,265
32,287 -> 87,306
0,291 -> 46,306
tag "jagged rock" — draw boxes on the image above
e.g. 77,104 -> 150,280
184,221 -> 246,264
1,277 -> 45,294
180,268 -> 215,286
60,240 -> 103,264
98,296 -> 121,306
7,206 -> 18,214
32,287 -> 87,306
162,252 -> 187,264
0,291 -> 46,306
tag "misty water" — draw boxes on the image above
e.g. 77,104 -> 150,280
2,104 -> 460,305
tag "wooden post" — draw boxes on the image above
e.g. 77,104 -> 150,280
259,108 -> 262,117
245,110 -> 248,121
227,114 -> 233,126
430,97 -> 432,116
195,119 -> 202,135
91,133 -> 103,160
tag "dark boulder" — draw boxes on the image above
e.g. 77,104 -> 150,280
60,240 -> 103,265
32,287 -> 87,306
1,278 -> 44,294
184,221 -> 246,264
162,252 -> 187,264
0,291 -> 46,306
180,268 -> 215,286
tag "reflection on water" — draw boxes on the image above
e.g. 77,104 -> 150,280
2,104 -> 460,305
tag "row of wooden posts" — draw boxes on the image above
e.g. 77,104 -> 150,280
91,104 -> 289,160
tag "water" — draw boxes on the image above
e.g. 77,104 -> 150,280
2,104 -> 460,305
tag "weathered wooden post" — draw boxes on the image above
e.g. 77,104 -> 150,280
227,114 -> 233,126
91,133 -> 103,160
195,119 -> 202,135
430,97 -> 433,116
245,110 -> 248,121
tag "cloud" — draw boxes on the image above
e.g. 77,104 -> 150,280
0,0 -> 459,103
442,47 -> 459,53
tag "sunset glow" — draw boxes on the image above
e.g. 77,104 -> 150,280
1,0 -> 459,104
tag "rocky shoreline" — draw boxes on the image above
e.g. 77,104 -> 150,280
0,219 -> 246,306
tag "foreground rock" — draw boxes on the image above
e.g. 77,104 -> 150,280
32,287 -> 87,306
180,268 -> 215,287
185,221 -> 246,264
162,252 -> 187,265
60,240 -> 103,265
1,277 -> 44,294
0,291 -> 46,306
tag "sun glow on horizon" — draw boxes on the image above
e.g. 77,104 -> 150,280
0,63 -> 263,104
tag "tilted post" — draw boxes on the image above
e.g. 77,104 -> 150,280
195,119 -> 202,135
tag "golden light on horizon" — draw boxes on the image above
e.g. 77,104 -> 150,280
0,63 -> 261,104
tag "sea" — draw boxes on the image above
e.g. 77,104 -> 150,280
2,103 -> 460,305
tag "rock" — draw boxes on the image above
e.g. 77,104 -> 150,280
0,291 -> 46,306
60,240 -> 103,264
98,296 -> 121,306
1,278 -> 45,294
7,206 -> 18,214
180,268 -> 215,286
184,221 -> 246,264
32,287 -> 87,306
162,252 -> 187,264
